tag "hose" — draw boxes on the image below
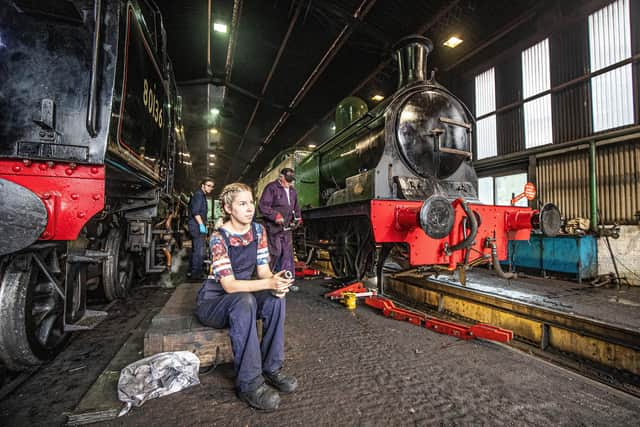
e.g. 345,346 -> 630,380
446,200 -> 478,254
489,240 -> 517,279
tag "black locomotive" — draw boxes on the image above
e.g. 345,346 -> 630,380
0,0 -> 193,370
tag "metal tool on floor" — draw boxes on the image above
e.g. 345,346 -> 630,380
324,283 -> 513,343
364,296 -> 513,343
324,282 -> 378,309
294,261 -> 321,279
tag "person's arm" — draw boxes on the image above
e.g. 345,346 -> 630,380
190,192 -> 207,232
219,269 -> 291,293
189,192 -> 205,225
258,184 -> 283,223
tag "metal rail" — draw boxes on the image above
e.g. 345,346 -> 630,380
383,273 -> 640,378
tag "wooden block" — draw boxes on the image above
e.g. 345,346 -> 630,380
144,282 -> 233,367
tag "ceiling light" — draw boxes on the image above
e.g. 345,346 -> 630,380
209,128 -> 219,134
213,22 -> 227,33
371,94 -> 384,102
211,108 -> 220,115
208,153 -> 216,158
443,36 -> 463,48
330,124 -> 336,131
209,162 -> 215,166
308,144 -> 316,149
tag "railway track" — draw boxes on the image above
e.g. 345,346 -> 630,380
313,256 -> 640,398
380,271 -> 640,398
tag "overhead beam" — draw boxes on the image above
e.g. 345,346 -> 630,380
239,0 -> 378,179
224,1 -> 304,184
291,0 -> 463,148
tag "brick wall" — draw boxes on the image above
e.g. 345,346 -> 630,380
597,226 -> 640,286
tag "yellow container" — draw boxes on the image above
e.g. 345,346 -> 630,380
343,292 -> 356,310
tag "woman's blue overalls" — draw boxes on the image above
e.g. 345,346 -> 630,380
195,223 -> 286,393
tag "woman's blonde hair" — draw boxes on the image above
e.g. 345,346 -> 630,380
219,182 -> 253,222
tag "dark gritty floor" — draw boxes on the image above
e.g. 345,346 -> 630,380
2,275 -> 640,426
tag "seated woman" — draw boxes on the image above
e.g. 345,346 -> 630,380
195,182 -> 297,411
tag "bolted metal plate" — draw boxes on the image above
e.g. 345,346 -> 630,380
418,195 -> 455,239
0,179 -> 48,256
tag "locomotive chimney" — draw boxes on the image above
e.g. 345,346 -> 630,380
394,35 -> 434,89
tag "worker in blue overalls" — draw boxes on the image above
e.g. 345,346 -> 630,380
188,178 -> 215,280
195,182 -> 297,411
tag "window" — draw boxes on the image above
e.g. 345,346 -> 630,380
589,0 -> 633,132
475,68 -> 497,159
477,173 -> 528,207
522,39 -> 552,148
477,177 -> 494,205
496,173 -> 528,207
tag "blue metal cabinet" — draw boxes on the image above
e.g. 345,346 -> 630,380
507,235 -> 598,282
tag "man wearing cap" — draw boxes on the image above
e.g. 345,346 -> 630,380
258,168 -> 302,275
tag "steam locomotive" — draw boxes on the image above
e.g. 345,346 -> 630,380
257,35 -> 560,282
0,0 -> 193,369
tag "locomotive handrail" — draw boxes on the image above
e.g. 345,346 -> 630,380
86,0 -> 102,137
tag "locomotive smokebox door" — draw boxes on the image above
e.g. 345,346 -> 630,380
419,195 -> 455,239
0,179 -> 48,256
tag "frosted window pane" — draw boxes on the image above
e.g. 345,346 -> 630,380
588,0 -> 631,71
476,116 -> 497,160
591,65 -> 634,131
478,177 -> 494,205
524,95 -> 553,148
522,39 -> 550,98
475,68 -> 495,116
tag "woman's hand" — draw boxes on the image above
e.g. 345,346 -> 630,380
270,270 -> 294,294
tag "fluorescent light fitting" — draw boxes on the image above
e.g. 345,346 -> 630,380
371,94 -> 384,101
209,162 -> 215,166
213,22 -> 227,33
308,144 -> 317,148
209,128 -> 219,134
443,36 -> 463,48
211,108 -> 220,115
208,153 -> 216,158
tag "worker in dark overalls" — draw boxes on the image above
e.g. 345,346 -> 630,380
188,178 -> 214,279
258,168 -> 302,275
195,182 -> 297,411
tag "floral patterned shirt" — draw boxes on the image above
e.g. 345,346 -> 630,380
207,223 -> 270,280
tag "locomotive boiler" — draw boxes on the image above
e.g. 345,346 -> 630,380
0,0 -> 192,369
259,35 -> 560,281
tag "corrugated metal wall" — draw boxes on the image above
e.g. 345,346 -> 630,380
551,19 -> 591,143
537,150 -> 591,221
496,56 -> 524,154
537,141 -> 640,224
596,141 -> 640,223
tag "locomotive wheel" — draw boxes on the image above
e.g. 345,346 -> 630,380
329,218 -> 374,280
102,228 -> 134,301
0,250 -> 70,369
